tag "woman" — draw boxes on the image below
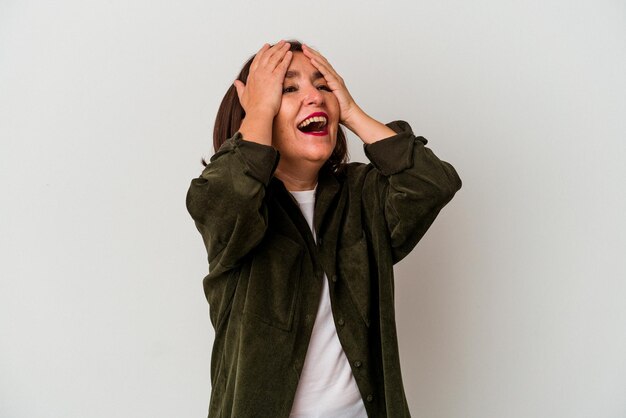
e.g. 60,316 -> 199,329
187,40 -> 461,418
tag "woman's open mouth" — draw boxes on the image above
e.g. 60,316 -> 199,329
297,112 -> 329,136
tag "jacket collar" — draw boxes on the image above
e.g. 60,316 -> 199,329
269,168 -> 341,236
313,168 -> 341,234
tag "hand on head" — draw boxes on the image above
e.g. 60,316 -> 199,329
301,44 -> 359,125
234,41 -> 359,126
223,40 -> 389,155
233,41 -> 293,119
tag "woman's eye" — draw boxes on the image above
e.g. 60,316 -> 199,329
317,85 -> 331,92
282,86 -> 297,93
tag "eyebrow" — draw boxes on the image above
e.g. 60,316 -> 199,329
285,70 -> 324,80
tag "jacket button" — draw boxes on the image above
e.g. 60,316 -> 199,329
366,394 -> 374,402
318,238 -> 323,246
354,360 -> 362,368
331,275 -> 337,283
337,318 -> 345,326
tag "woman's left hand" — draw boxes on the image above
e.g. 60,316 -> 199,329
302,44 -> 396,144
302,44 -> 361,125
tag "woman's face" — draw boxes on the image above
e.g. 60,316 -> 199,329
272,52 -> 340,171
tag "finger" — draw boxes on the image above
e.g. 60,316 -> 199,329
257,40 -> 286,65
261,41 -> 290,69
302,44 -> 328,64
266,43 -> 291,71
250,43 -> 270,72
233,79 -> 245,101
309,57 -> 342,84
311,54 -> 338,76
276,50 -> 293,77
303,45 -> 340,77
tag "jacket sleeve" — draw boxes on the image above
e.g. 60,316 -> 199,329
363,120 -> 462,264
186,133 -> 279,273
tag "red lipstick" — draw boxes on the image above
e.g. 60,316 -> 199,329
301,111 -> 328,121
298,112 -> 329,136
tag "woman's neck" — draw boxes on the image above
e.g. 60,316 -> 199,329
274,165 -> 318,191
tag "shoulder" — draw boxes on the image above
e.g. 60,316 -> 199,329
322,162 -> 382,212
334,161 -> 375,186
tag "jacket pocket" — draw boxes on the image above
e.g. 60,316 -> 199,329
243,232 -> 303,331
337,235 -> 372,327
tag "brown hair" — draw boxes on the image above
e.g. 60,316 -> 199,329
207,40 -> 348,173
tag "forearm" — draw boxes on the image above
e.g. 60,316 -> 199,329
187,134 -> 279,270
362,122 -> 461,262
342,107 -> 397,144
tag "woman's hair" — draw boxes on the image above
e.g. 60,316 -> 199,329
208,40 -> 348,173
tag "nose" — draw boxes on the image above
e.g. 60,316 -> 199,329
303,84 -> 324,106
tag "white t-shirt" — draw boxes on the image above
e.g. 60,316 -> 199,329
289,188 -> 367,418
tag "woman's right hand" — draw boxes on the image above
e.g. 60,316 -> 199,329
234,41 -> 293,119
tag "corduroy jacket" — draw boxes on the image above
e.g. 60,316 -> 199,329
186,120 -> 462,417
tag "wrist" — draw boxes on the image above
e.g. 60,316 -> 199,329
244,108 -> 276,122
342,108 -> 397,144
341,105 -> 367,133
239,112 -> 274,146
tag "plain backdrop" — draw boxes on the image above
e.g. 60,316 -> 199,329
1,0 -> 625,417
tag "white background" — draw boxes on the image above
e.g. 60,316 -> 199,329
1,1 -> 625,417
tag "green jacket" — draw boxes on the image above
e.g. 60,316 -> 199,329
186,121 -> 461,417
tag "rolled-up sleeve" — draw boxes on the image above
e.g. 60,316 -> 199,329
364,121 -> 462,263
186,133 -> 280,273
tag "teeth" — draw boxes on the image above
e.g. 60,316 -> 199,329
298,115 -> 327,129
